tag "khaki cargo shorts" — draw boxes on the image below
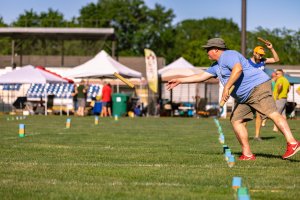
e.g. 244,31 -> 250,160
230,80 -> 277,122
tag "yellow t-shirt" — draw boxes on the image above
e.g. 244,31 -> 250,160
273,76 -> 290,99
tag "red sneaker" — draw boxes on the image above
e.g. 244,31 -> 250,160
239,154 -> 256,160
282,141 -> 300,159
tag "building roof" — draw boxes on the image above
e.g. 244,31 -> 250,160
0,27 -> 115,40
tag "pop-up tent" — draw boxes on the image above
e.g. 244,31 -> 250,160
158,57 -> 218,104
36,66 -> 74,83
0,65 -> 68,115
158,57 -> 204,81
63,50 -> 142,79
0,65 -> 68,84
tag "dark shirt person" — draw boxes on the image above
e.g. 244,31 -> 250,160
76,80 -> 87,116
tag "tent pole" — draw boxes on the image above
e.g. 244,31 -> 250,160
60,83 -> 63,116
11,40 -> 15,66
117,81 -> 119,93
293,85 -> 295,102
44,84 -> 47,116
1,87 -> 3,112
147,86 -> 150,116
188,84 -> 190,103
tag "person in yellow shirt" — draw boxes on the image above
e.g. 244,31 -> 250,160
296,86 -> 300,96
273,69 -> 290,132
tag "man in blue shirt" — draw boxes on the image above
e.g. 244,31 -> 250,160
167,38 -> 300,160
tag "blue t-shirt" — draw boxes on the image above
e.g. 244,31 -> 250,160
247,58 -> 266,71
206,50 -> 270,103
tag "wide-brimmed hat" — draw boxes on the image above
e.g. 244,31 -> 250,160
202,38 -> 227,49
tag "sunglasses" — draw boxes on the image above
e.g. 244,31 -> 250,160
256,53 -> 264,57
206,48 -> 215,53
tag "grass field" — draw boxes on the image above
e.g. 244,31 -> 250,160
0,115 -> 299,199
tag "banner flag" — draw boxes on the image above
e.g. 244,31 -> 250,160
144,49 -> 158,93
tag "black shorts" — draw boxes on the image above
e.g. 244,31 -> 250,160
102,102 -> 111,107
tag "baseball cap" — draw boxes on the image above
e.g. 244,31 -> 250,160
202,38 -> 227,49
253,46 -> 265,55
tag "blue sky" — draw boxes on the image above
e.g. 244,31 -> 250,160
0,0 -> 299,31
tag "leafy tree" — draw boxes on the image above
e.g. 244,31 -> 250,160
247,27 -> 300,65
1,1 -> 299,65
0,17 -> 10,55
12,9 -> 40,27
141,4 -> 175,58
11,9 -> 77,56
170,18 -> 240,66
39,8 -> 66,27
78,0 -> 175,56
0,16 -> 7,27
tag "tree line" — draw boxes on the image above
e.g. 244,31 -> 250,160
0,0 -> 299,66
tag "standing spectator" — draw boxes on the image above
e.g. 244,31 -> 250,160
273,69 -> 290,132
271,72 -> 277,91
76,80 -> 87,116
247,42 -> 279,141
262,72 -> 278,127
71,83 -> 78,114
101,82 -> 112,117
107,83 -> 112,117
296,86 -> 300,96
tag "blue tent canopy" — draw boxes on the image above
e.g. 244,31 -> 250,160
264,67 -> 300,84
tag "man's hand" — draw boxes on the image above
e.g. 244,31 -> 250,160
221,86 -> 232,105
265,40 -> 273,49
166,79 -> 181,90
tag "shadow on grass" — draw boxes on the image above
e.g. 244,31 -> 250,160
255,153 -> 283,159
229,152 -> 282,159
249,136 -> 276,141
227,151 -> 300,162
250,153 -> 300,162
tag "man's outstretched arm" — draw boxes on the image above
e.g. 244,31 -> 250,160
166,72 -> 214,90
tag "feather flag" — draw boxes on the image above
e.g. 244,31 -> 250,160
144,49 -> 158,93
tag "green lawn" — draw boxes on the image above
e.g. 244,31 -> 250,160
0,115 -> 299,200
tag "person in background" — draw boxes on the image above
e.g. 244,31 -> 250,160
247,42 -> 279,141
262,72 -> 278,127
273,69 -> 290,132
296,86 -> 300,96
167,38 -> 300,160
271,72 -> 278,91
76,80 -> 87,116
134,104 -> 142,116
71,83 -> 78,114
107,83 -> 112,117
101,82 -> 112,117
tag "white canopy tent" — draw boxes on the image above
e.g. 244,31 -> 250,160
63,50 -> 142,79
62,50 -> 142,93
158,57 -> 207,103
0,65 -> 68,84
158,57 -> 204,81
0,65 -> 68,115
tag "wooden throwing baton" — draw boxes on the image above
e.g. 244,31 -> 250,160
220,86 -> 235,107
257,37 -> 270,45
113,72 -> 135,88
